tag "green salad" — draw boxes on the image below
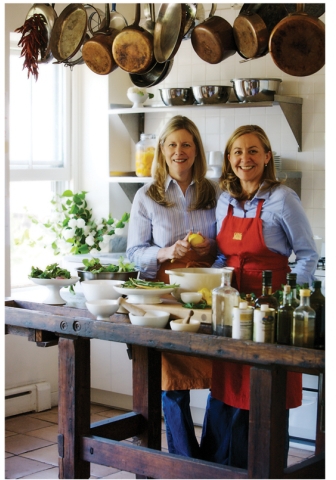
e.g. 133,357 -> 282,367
80,256 -> 136,274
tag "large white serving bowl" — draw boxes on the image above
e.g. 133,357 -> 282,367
170,319 -> 201,333
81,280 -> 124,301
113,285 -> 177,304
86,299 -> 120,321
129,310 -> 170,328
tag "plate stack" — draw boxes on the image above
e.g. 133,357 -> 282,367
273,152 -> 282,172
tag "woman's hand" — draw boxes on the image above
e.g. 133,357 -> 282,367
189,232 -> 212,257
157,233 -> 191,263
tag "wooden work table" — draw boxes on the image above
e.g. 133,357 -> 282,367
5,299 -> 325,479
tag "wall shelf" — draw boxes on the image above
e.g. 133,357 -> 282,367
108,94 -> 303,152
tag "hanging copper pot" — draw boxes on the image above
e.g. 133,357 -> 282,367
269,4 -> 325,77
191,4 -> 236,64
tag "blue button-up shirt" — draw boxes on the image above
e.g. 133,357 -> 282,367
127,176 -> 221,279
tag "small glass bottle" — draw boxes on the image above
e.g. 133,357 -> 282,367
135,133 -> 156,177
286,272 -> 300,308
255,270 -> 279,339
277,285 -> 294,345
212,270 -> 240,337
310,280 -> 325,350
253,304 -> 276,343
245,293 -> 255,308
292,289 -> 316,348
232,301 -> 253,340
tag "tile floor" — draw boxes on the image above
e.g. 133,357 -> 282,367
5,404 -> 313,479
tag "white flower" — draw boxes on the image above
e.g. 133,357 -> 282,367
85,235 -> 95,246
97,223 -> 104,230
128,86 -> 146,95
83,225 -> 91,235
114,228 -> 124,236
102,234 -> 110,244
68,218 -> 77,228
63,228 -> 75,240
90,248 -> 100,256
77,218 -> 85,229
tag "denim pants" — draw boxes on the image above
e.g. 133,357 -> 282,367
200,393 -> 289,469
162,390 -> 200,458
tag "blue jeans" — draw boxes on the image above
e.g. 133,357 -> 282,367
162,390 -> 200,458
200,393 -> 289,469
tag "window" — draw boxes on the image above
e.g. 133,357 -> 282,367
9,32 -> 72,288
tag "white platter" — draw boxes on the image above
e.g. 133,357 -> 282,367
113,285 -> 176,304
30,276 -> 80,304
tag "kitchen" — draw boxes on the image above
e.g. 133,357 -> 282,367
4,2 -> 326,477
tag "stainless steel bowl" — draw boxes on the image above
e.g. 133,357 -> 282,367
159,88 -> 194,106
76,268 -> 139,282
230,78 -> 282,103
192,85 -> 231,105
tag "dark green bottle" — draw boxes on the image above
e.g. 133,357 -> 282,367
310,280 -> 325,349
286,273 -> 300,308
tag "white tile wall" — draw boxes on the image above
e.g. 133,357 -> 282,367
144,4 -> 326,244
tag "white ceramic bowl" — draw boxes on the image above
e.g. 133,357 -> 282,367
170,319 -> 201,333
129,310 -> 170,328
81,280 -> 124,301
86,299 -> 120,321
180,292 -> 203,304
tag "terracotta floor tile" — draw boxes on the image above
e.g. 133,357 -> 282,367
90,463 -> 121,477
5,455 -> 53,479
28,409 -> 58,424
20,466 -> 59,479
21,444 -> 59,466
90,403 -> 112,414
26,424 -> 59,443
102,471 -> 136,479
5,415 -> 54,434
5,433 -> 54,455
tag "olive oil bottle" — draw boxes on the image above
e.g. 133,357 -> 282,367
255,270 -> 279,339
292,289 -> 316,348
277,285 -> 294,345
310,280 -> 325,349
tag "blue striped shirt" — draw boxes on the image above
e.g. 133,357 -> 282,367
126,176 -> 221,279
213,184 -> 319,285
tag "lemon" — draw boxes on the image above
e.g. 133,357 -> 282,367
188,233 -> 204,246
198,288 -> 212,306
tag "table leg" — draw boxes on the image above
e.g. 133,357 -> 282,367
58,336 -> 91,479
248,366 -> 287,479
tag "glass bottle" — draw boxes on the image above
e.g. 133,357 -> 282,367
310,280 -> 325,350
277,285 -> 294,345
286,272 -> 300,308
135,133 -> 156,177
292,289 -> 316,348
212,269 -> 240,337
232,301 -> 253,340
245,293 -> 255,308
255,270 -> 279,339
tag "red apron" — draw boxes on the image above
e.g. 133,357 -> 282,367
212,200 -> 302,409
158,250 -> 215,391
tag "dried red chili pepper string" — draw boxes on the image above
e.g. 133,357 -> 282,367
15,13 -> 48,81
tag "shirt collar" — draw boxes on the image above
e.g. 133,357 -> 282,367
165,174 -> 195,192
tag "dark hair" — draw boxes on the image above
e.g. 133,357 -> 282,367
147,115 -> 217,209
219,125 -> 280,199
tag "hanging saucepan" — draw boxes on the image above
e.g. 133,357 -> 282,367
25,3 -> 57,63
108,3 -> 128,31
50,4 -> 88,64
112,3 -> 155,74
130,58 -> 174,88
82,4 -> 119,75
153,3 -> 187,63
140,4 -> 155,36
233,4 -> 288,60
191,3 -> 236,64
285,3 -> 325,17
269,4 -> 325,77
183,3 -> 205,40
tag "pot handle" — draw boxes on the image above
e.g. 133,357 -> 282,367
164,270 -> 183,276
209,3 -> 217,18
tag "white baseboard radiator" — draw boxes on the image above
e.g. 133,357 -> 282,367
5,381 -> 51,417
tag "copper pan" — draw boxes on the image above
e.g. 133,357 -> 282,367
269,4 -> 325,77
233,4 -> 288,60
112,3 -> 155,74
191,4 -> 236,64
